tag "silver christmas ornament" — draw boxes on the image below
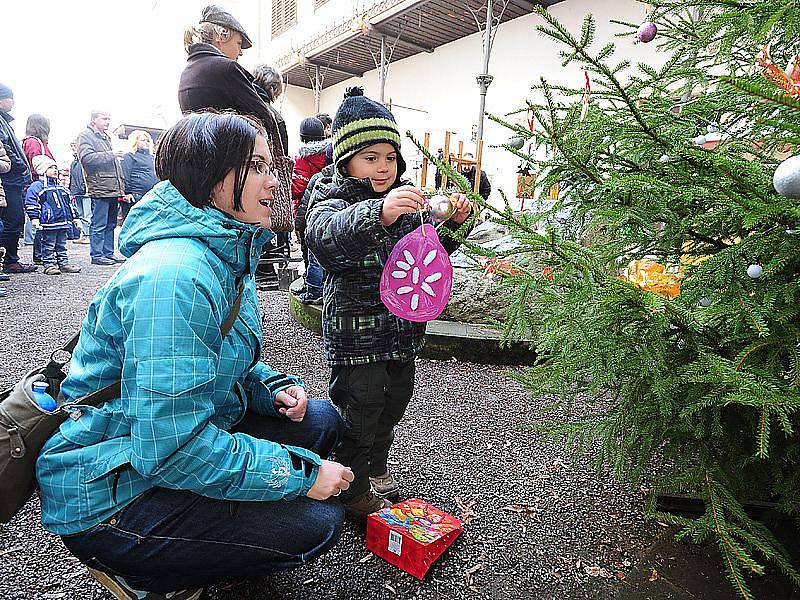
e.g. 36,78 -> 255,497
508,134 -> 526,150
698,296 -> 711,307
658,154 -> 671,163
706,122 -> 720,134
747,264 -> 763,279
692,134 -> 707,146
773,155 -> 800,199
429,195 -> 455,221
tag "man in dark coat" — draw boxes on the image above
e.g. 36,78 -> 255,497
77,110 -> 126,265
434,152 -> 492,201
0,83 -> 35,274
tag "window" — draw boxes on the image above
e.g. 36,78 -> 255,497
271,0 -> 297,37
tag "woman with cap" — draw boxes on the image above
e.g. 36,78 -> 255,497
179,5 -> 274,129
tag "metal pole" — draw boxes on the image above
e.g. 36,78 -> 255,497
475,0 -> 494,147
379,34 -> 387,103
314,65 -> 321,113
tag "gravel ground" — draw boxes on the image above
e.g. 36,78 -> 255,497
0,239 -> 659,600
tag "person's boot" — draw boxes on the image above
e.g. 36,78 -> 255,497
3,262 -> 38,274
59,264 -> 82,273
342,490 -> 391,522
370,471 -> 400,501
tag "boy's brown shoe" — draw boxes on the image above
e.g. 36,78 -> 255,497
342,490 -> 391,521
370,471 -> 400,500
59,264 -> 81,273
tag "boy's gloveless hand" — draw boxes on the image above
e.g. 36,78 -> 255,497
449,193 -> 473,224
380,185 -> 425,226
306,460 -> 355,500
274,385 -> 308,422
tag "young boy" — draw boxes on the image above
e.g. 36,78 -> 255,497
25,155 -> 82,275
306,87 -> 472,519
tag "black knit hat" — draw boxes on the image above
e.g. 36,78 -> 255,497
299,117 -> 325,141
332,87 -> 405,177
200,5 -> 253,49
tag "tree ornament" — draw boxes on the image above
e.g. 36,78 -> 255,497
428,195 -> 455,221
691,134 -> 707,146
508,134 -> 526,150
380,224 -> 453,322
773,155 -> 800,199
747,264 -> 763,279
658,154 -> 671,163
637,22 -> 657,43
698,296 -> 711,307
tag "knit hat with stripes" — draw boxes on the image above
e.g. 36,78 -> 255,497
332,87 -> 406,178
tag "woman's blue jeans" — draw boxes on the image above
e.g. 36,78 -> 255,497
61,400 -> 345,594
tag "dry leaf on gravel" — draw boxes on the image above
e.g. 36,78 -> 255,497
454,496 -> 477,525
501,503 -> 539,517
464,563 -> 484,591
649,568 -> 659,582
359,554 -> 372,563
384,582 -> 397,595
584,565 -> 613,578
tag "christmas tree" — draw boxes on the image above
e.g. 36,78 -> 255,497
410,1 -> 800,597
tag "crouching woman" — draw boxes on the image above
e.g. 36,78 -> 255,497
36,112 -> 354,600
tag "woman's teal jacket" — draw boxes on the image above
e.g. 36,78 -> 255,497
37,181 -> 319,535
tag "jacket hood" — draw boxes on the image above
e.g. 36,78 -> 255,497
297,138 -> 330,158
118,180 -> 272,270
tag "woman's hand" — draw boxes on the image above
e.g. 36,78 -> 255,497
306,459 -> 355,500
380,185 -> 425,226
449,193 -> 472,224
274,386 -> 308,422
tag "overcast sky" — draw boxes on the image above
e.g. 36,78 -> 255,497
2,0 -> 263,164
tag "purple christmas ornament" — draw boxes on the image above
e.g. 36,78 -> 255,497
380,224 -> 453,322
637,22 -> 658,43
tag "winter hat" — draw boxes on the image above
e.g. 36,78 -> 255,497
332,87 -> 405,177
299,117 -> 325,141
0,83 -> 12,100
200,5 -> 253,49
32,155 -> 57,178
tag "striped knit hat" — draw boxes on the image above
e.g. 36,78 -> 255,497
332,87 -> 406,177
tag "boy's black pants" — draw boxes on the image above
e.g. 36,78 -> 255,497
328,359 -> 415,500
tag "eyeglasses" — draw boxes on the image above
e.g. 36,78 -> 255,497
248,159 -> 274,176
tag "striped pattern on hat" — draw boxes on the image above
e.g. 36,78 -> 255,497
331,87 -> 405,177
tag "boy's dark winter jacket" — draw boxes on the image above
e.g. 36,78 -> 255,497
24,176 -> 77,230
306,174 -> 470,366
291,139 -> 329,214
122,148 -> 158,201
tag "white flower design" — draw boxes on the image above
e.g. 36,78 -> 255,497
390,248 -> 443,313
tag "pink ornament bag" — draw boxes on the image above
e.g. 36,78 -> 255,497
380,224 -> 453,322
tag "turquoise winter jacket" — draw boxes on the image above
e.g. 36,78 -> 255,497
37,180 -> 320,535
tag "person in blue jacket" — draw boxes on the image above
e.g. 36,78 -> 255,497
36,112 -> 353,600
120,130 -> 158,223
24,155 -> 82,274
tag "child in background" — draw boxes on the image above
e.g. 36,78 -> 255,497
25,155 -> 82,275
306,88 -> 473,519
292,116 -> 330,303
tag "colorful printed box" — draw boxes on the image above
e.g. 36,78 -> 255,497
366,498 -> 463,579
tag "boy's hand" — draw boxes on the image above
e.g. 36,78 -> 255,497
31,219 -> 42,230
274,385 -> 308,422
449,193 -> 472,225
380,185 -> 425,226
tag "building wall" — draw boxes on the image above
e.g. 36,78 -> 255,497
266,0 -> 663,206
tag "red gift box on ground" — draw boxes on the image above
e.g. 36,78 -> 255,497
366,498 -> 463,579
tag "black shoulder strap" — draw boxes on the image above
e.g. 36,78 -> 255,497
72,281 -> 247,408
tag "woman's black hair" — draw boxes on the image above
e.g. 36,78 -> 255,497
155,111 -> 266,212
25,114 -> 51,143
